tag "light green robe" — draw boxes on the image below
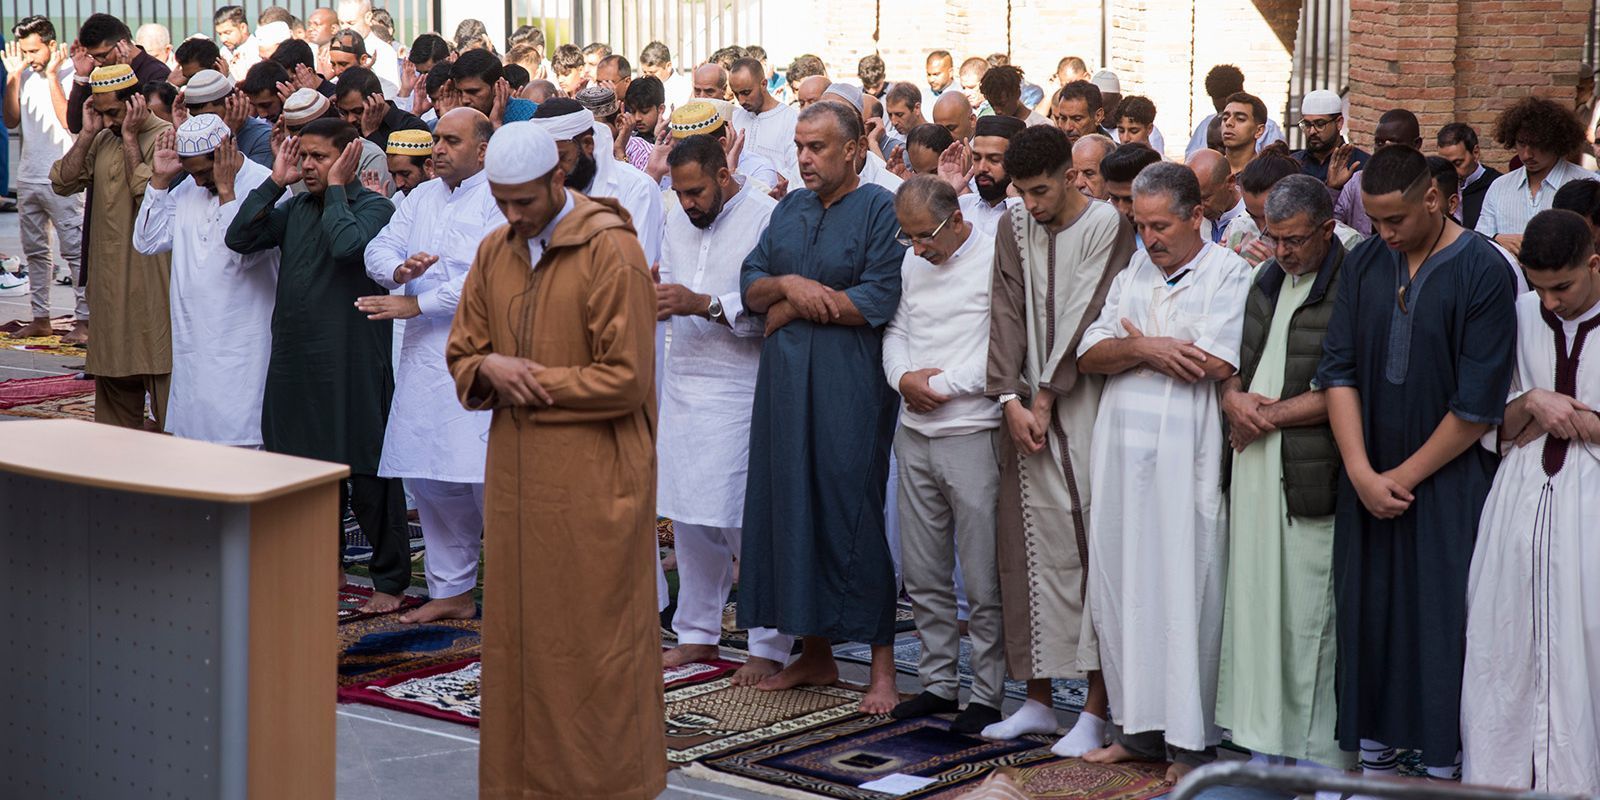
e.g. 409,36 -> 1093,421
1216,273 -> 1353,768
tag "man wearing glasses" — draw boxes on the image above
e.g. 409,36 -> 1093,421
1216,174 -> 1353,773
64,14 -> 170,135
1291,90 -> 1367,194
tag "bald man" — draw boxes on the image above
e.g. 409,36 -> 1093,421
1073,134 -> 1116,200
692,62 -> 729,100
796,75 -> 830,109
1186,148 -> 1246,245
932,91 -> 976,141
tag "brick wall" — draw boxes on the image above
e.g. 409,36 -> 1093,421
1347,0 -> 1589,167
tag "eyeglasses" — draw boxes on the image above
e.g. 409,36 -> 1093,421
895,212 -> 955,246
1273,232 -> 1317,249
1298,116 -> 1339,131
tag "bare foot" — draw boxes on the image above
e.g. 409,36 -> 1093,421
60,321 -> 88,345
358,590 -> 405,615
859,679 -> 899,715
755,653 -> 838,691
729,657 -> 782,686
398,594 -> 475,623
660,551 -> 677,571
662,643 -> 719,668
8,319 -> 53,339
1165,762 -> 1195,784
1083,743 -> 1139,764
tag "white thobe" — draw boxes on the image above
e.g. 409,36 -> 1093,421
363,171 -> 501,483
1462,293 -> 1600,792
131,159 -> 281,446
860,151 -> 904,194
1078,242 -> 1252,751
365,35 -> 402,99
732,102 -> 798,174
657,185 -> 793,661
224,36 -> 261,81
586,122 -> 665,264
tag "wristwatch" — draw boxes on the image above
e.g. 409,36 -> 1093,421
998,393 -> 1020,406
706,296 -> 727,325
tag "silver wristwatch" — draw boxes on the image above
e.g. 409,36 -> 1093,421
998,393 -> 1020,406
706,296 -> 727,325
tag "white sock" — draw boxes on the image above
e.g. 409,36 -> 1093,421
979,699 -> 1058,740
1359,739 -> 1398,776
1050,711 -> 1107,757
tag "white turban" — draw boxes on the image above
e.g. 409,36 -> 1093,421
485,122 -> 559,184
176,113 -> 230,157
526,108 -> 597,141
257,21 -> 292,47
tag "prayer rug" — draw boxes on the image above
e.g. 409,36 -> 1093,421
0,393 -> 95,420
921,760 -> 1170,800
835,636 -> 1088,714
339,583 -> 424,622
5,333 -> 86,357
684,714 -> 1064,799
668,600 -> 917,656
658,517 -> 675,547
0,373 -> 93,408
340,649 -> 747,727
665,677 -> 866,764
338,613 -> 480,687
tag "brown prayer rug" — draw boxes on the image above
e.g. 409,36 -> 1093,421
665,678 -> 865,764
922,760 -> 1171,800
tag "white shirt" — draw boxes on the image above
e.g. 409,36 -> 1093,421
14,63 -> 75,185
1185,114 -> 1285,157
1475,159 -> 1595,238
583,127 -> 665,264
1111,124 -> 1168,156
884,227 -> 1001,437
528,191 -> 577,266
225,35 -> 261,81
363,171 -> 504,482
732,101 -> 799,173
365,35 -> 402,99
664,71 -> 693,109
959,192 -> 1009,238
860,151 -> 904,193
1201,196 -> 1246,244
131,158 -> 282,446
655,185 -> 777,526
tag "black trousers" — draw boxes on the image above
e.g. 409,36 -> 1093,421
343,474 -> 411,596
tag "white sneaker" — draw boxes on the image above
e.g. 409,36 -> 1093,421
54,264 -> 72,285
0,271 -> 28,296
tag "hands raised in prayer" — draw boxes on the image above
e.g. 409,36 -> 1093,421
69,40 -> 94,78
490,78 -> 511,128
222,91 -> 251,133
172,89 -> 191,126
325,139 -> 365,187
360,170 -> 387,195
79,98 -> 105,138
898,368 -> 950,414
354,294 -> 421,320
1223,387 -> 1278,452
212,138 -> 243,203
479,353 -> 553,408
359,94 -> 388,136
1239,234 -> 1275,267
150,129 -> 183,189
722,127 -> 745,174
121,93 -> 150,143
399,59 -> 419,98
295,63 -> 323,92
768,174 -> 788,200
392,252 -> 438,284
885,144 -> 909,179
1122,319 -> 1207,383
1326,142 -> 1361,191
1,41 -> 25,76
434,79 -> 463,117
271,135 -> 304,187
938,140 -> 975,194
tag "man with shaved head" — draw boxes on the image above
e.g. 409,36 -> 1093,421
692,62 -> 728,100
1187,148 -> 1246,244
730,57 -> 798,177
932,90 -> 976,141
359,107 -> 502,624
739,101 -> 907,716
922,49 -> 955,113
795,74 -> 830,109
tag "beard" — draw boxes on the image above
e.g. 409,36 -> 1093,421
565,151 -> 599,191
975,174 -> 1010,203
686,186 -> 727,229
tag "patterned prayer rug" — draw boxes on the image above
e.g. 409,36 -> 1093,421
921,760 -> 1170,800
835,635 -> 1088,714
0,393 -> 94,420
339,650 -> 747,727
0,373 -> 94,408
339,583 -> 424,622
684,714 -> 1063,799
665,678 -> 866,764
338,612 -> 481,688
4,333 -> 86,357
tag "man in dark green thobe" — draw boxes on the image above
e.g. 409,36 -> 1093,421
224,118 -> 411,612
738,102 -> 907,714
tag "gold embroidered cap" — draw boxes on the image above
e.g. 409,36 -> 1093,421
669,101 -> 726,139
90,64 -> 137,94
386,129 -> 435,156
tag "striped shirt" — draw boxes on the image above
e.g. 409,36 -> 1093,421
1474,159 -> 1594,238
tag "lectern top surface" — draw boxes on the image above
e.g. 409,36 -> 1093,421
0,419 -> 350,503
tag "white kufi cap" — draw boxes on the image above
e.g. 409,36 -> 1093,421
485,122 -> 559,184
1300,89 -> 1344,116
176,113 -> 230,157
1090,69 -> 1121,94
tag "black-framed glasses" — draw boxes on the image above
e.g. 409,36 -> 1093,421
895,212 -> 955,246
1273,233 -> 1317,250
1298,116 -> 1339,131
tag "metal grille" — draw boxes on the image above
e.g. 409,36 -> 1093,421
2,0 -> 437,54
536,0 -> 761,70
1286,0 -> 1350,148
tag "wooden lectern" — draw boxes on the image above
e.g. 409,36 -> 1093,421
0,419 -> 348,799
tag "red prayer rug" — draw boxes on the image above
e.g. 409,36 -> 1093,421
0,374 -> 94,409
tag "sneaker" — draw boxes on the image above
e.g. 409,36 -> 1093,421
54,265 -> 72,286
0,272 -> 28,296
